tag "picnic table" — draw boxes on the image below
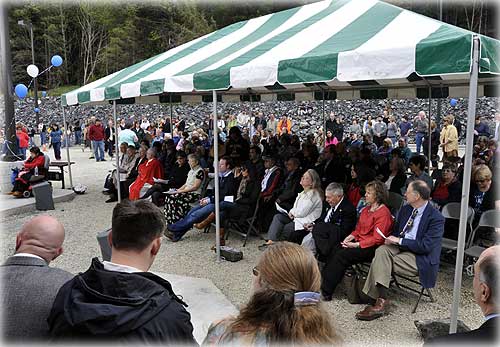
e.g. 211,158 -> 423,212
49,161 -> 75,189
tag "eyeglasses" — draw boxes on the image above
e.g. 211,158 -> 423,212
252,267 -> 259,276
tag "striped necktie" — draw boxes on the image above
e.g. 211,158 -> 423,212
400,208 -> 418,237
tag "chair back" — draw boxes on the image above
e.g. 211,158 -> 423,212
199,169 -> 210,198
477,210 -> 500,229
442,202 -> 474,225
387,192 -> 404,215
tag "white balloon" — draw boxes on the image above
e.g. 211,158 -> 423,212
27,64 -> 39,78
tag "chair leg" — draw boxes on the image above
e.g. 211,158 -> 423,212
426,288 -> 435,303
412,287 -> 425,313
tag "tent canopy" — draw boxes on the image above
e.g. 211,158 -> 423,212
62,0 -> 500,106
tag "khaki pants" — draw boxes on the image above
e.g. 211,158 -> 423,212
363,244 -> 418,299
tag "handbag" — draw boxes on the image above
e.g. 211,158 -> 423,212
344,269 -> 372,304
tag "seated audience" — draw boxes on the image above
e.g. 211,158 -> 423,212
431,163 -> 462,208
142,151 -> 191,206
106,145 -> 139,202
469,164 -> 497,225
165,157 -> 236,242
163,153 -> 204,224
129,148 -> 164,200
384,157 -> 407,195
203,242 -> 340,345
356,180 -> 445,320
259,169 -> 323,250
321,180 -> 393,301
47,200 -> 196,344
346,163 -> 376,210
425,245 -> 499,345
273,157 -> 303,211
1,216 -> 73,341
404,154 -> 433,194
257,155 -> 282,232
305,183 -> 357,259
10,146 -> 46,197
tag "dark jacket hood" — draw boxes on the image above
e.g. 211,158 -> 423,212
49,258 -> 188,336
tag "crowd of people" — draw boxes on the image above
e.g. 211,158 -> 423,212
2,98 -> 500,345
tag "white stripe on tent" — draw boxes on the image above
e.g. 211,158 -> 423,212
203,0 -> 332,72
337,10 -> 441,81
66,69 -> 123,105
110,33 -> 211,88
90,88 -> 105,102
165,73 -> 195,92
230,0 -> 376,89
119,14 -> 273,97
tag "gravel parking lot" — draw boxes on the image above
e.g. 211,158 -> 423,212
0,146 -> 483,346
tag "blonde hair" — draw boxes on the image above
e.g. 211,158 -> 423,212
221,242 -> 340,345
473,164 -> 492,182
304,169 -> 324,199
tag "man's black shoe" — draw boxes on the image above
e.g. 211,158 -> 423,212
105,197 -> 118,203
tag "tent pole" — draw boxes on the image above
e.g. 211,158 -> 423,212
428,86 -> 432,174
322,89 -> 326,145
61,105 -> 73,189
170,94 -> 173,139
113,100 -> 121,203
450,35 -> 480,334
213,90 -> 221,263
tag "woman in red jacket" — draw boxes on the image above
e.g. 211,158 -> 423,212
129,148 -> 164,200
11,146 -> 46,197
321,180 -> 393,301
16,124 -> 30,160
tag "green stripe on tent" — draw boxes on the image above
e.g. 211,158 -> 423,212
480,35 -> 500,74
278,2 -> 402,83
77,91 -> 91,103
97,55 -> 160,89
194,0 -> 350,90
140,79 -> 165,95
105,85 -> 121,100
416,25 -> 472,76
193,68 -> 230,91
176,7 -> 300,76
112,20 -> 247,92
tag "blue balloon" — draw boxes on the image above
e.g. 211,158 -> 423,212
41,91 -> 47,97
14,84 -> 28,99
34,108 -> 40,113
450,98 -> 458,107
51,55 -> 63,67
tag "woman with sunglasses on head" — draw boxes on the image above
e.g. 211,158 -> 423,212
469,164 -> 497,226
430,163 -> 462,209
203,242 -> 340,346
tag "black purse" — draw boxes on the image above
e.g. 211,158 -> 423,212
344,269 -> 372,304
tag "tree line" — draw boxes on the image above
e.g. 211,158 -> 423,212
9,0 -> 496,92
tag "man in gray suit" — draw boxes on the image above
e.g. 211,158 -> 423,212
1,215 -> 73,341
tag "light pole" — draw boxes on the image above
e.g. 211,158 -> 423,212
18,19 -> 39,126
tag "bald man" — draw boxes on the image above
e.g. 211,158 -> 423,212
426,245 -> 500,345
0,215 -> 73,341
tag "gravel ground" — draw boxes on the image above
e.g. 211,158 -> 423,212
0,146 -> 484,346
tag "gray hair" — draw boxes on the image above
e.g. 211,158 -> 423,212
478,251 -> 499,304
325,182 -> 344,196
187,153 -> 199,164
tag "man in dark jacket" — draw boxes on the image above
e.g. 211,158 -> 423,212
274,157 -> 303,211
425,245 -> 499,346
47,200 -> 196,344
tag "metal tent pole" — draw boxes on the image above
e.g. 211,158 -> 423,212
428,86 -> 432,174
170,94 -> 173,139
61,105 -> 73,189
449,35 -> 480,334
113,100 -> 121,203
213,90 -> 221,263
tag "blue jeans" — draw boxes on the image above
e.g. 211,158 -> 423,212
415,132 -> 425,154
53,142 -> 61,160
92,140 -> 105,161
168,203 -> 216,240
74,131 -> 82,145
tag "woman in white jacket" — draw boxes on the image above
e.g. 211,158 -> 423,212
259,169 -> 323,250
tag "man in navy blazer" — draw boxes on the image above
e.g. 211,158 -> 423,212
356,180 -> 445,320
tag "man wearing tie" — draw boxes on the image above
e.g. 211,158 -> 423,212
302,183 -> 357,262
356,180 -> 445,320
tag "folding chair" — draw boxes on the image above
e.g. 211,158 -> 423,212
464,210 -> 500,274
225,199 -> 263,247
440,202 -> 475,252
387,192 -> 404,217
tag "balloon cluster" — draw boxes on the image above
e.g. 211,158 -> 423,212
14,54 -> 64,114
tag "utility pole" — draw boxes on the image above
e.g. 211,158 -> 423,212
18,20 -> 39,126
1,4 -> 19,161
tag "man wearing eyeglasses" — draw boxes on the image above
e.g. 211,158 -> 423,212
355,180 -> 444,321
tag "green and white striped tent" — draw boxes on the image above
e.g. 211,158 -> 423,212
62,0 -> 499,106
